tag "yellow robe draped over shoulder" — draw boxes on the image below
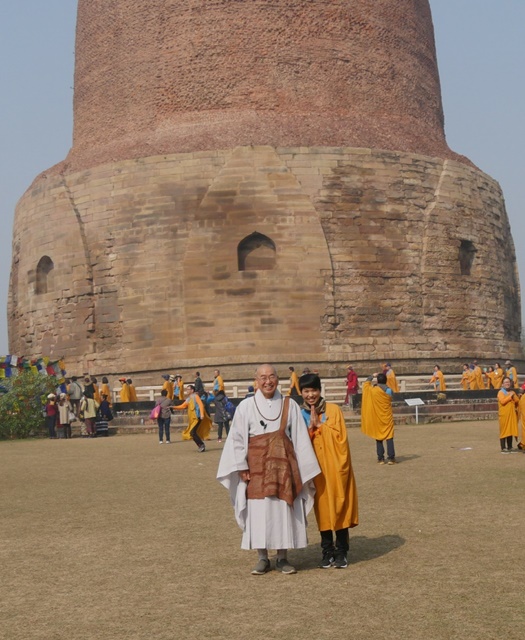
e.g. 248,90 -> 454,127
430,371 -> 446,391
497,389 -> 519,438
93,383 -> 101,405
100,383 -> 111,403
386,369 -> 399,393
460,371 -> 471,390
361,381 -> 395,441
473,366 -> 485,390
306,403 -> 358,531
493,368 -> 504,389
128,384 -> 138,402
119,384 -> 130,403
174,394 -> 212,441
162,381 -> 174,400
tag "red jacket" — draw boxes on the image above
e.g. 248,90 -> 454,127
346,371 -> 359,393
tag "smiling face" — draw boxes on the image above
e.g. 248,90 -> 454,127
502,377 -> 512,390
256,364 -> 279,399
301,387 -> 321,407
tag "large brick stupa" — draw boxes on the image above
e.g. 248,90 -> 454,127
8,0 -> 522,379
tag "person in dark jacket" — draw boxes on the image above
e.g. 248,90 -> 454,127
213,390 -> 230,443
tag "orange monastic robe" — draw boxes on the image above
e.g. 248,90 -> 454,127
162,381 -> 174,400
497,389 -> 519,439
460,370 -> 472,390
93,383 -> 101,405
361,381 -> 395,441
303,403 -> 358,531
493,368 -> 504,389
101,383 -> 111,402
473,366 -> 485,390
429,371 -> 446,392
386,369 -> 399,394
288,372 -> 300,396
119,384 -> 130,403
128,384 -> 138,402
174,393 -> 212,441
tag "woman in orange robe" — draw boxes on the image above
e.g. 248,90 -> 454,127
299,373 -> 358,569
497,377 -> 519,453
460,364 -> 472,391
493,363 -> 504,389
429,365 -> 446,392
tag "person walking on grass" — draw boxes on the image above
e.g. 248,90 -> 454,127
173,384 -> 212,451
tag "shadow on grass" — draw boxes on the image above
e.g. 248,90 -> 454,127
295,534 -> 405,571
394,454 -> 420,463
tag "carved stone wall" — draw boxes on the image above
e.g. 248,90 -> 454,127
8,0 -> 522,379
9,146 -> 521,380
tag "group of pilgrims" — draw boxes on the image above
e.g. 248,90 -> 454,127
460,360 -> 518,390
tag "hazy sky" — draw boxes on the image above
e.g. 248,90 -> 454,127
0,1 -> 524,355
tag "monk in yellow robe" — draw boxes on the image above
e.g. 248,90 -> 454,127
119,378 -> 130,403
287,366 -> 301,397
173,385 -> 212,451
100,377 -> 112,405
174,375 -> 184,400
505,361 -> 518,389
483,367 -> 497,389
497,377 -> 519,453
361,373 -> 396,464
429,365 -> 446,392
92,377 -> 102,405
213,369 -> 225,394
299,373 -> 358,569
493,363 -> 504,389
460,364 -> 472,391
472,361 -> 485,390
384,363 -> 399,394
162,374 -> 174,400
127,379 -> 138,402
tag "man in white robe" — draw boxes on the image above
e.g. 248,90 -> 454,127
217,364 -> 320,574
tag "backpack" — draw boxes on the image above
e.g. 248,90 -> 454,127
224,397 -> 236,420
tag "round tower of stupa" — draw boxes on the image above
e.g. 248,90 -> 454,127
8,0 -> 522,380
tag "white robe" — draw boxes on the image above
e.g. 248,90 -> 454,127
217,390 -> 320,550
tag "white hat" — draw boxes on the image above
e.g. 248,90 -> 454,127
47,393 -> 56,399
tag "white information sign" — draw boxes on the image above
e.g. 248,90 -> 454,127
404,398 -> 425,424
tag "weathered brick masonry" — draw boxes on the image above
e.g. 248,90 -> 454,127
8,1 -> 522,381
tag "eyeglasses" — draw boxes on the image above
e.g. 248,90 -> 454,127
257,375 -> 277,382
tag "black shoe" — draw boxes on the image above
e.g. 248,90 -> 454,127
333,551 -> 348,569
319,551 -> 334,569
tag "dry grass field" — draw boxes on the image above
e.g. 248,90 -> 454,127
1,420 -> 524,640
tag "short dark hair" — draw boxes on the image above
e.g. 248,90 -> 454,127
102,376 -> 108,383
377,373 -> 387,384
299,373 -> 321,391
161,389 -> 168,397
